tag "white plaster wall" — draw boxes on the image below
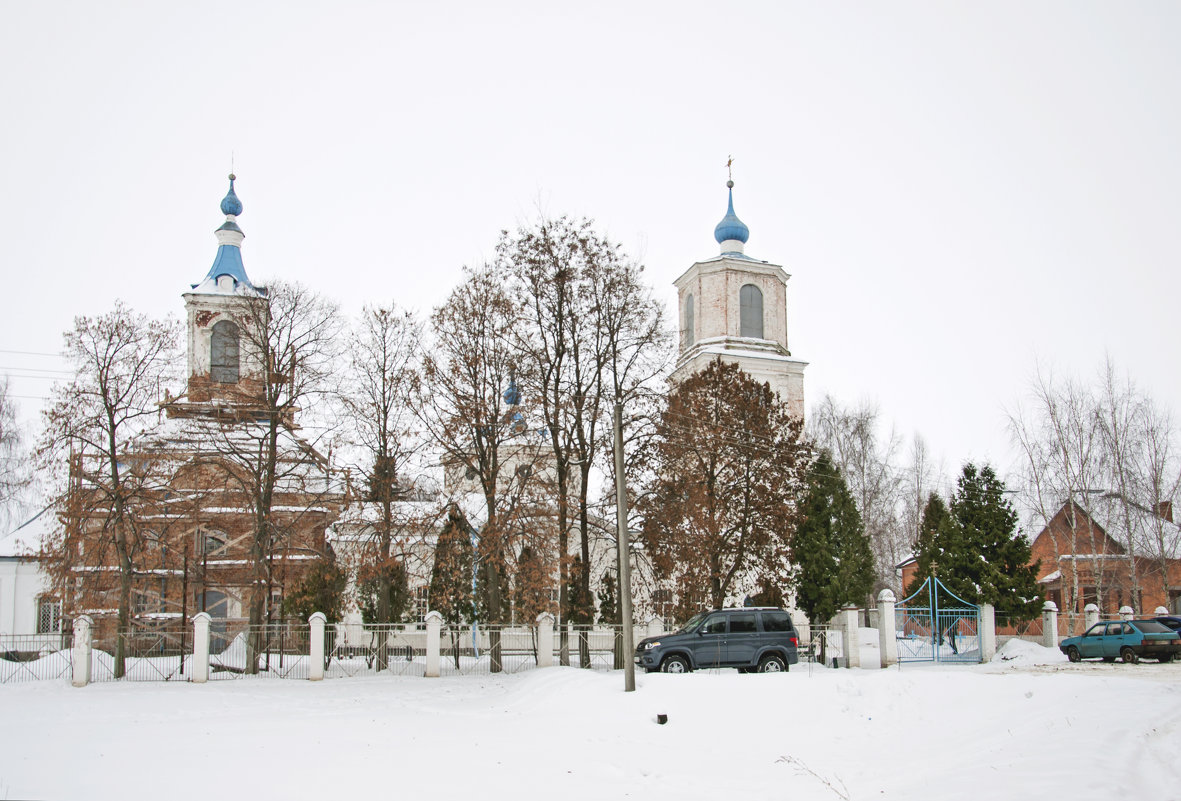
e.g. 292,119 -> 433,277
0,558 -> 52,636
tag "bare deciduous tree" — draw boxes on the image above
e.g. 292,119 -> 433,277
419,267 -> 544,670
38,302 -> 180,677
808,394 -> 905,592
501,216 -> 668,663
197,281 -> 343,672
339,304 -> 438,668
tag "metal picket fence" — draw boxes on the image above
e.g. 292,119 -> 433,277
326,623 -> 425,678
0,633 -> 73,684
208,621 -> 312,680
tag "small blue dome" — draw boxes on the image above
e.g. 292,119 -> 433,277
220,174 -> 243,216
503,379 -> 521,407
713,188 -> 749,245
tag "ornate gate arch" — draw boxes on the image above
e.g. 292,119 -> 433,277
896,577 -> 980,664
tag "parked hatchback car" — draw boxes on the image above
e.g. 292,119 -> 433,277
1059,619 -> 1181,664
634,607 -> 799,673
1154,615 -> 1181,633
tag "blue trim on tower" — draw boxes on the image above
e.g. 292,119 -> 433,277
204,245 -> 252,288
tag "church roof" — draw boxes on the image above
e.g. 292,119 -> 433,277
713,181 -> 750,252
191,175 -> 264,297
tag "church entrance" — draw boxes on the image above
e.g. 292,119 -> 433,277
896,577 -> 980,664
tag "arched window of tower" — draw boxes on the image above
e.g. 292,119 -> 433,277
684,294 -> 694,348
740,284 -> 763,339
210,320 -> 240,384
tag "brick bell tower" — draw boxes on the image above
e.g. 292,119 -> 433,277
178,175 -> 268,410
669,175 -> 807,419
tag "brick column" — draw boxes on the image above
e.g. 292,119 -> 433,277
192,612 -> 211,683
979,604 -> 996,662
309,612 -> 326,681
425,611 -> 442,678
71,615 -> 93,688
1083,603 -> 1100,632
536,613 -> 554,668
1041,601 -> 1058,649
877,590 -> 897,668
841,605 -> 860,668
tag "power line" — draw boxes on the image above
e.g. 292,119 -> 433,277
0,349 -> 65,358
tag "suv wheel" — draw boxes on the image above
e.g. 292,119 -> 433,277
757,653 -> 787,673
661,654 -> 691,674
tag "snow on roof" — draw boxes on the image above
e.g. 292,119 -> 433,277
1038,569 -> 1061,584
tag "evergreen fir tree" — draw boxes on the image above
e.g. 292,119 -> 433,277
597,571 -> 618,625
428,506 -> 475,625
357,560 -> 412,625
939,463 -> 1040,617
513,545 -> 552,625
282,555 -> 348,623
905,493 -> 959,599
790,451 -> 875,623
564,553 -> 594,625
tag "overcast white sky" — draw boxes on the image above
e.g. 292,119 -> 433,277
2,2 -> 1178,493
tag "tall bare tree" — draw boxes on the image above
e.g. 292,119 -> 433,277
339,304 -> 436,667
418,267 -> 543,670
1009,367 -> 1114,626
808,394 -> 905,591
501,216 -> 667,663
38,302 -> 180,677
0,378 -> 31,529
197,281 -> 343,671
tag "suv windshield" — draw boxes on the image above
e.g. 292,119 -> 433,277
676,613 -> 706,634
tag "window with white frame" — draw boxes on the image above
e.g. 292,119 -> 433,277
414,585 -> 429,624
37,596 -> 62,634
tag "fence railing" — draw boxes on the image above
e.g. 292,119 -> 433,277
0,633 -> 73,684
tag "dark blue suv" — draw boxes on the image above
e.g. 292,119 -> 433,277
634,607 -> 800,673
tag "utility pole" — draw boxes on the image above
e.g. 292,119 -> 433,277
613,400 -> 635,692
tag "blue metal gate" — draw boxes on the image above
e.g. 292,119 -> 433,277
895,577 -> 980,664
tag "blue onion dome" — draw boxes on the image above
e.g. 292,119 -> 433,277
220,174 -> 243,216
503,379 -> 521,407
713,180 -> 749,245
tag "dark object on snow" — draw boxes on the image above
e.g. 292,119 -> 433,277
655,714 -> 668,725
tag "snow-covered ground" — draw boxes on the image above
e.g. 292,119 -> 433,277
2,639 -> 1178,801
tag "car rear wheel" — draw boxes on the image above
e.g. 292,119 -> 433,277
757,653 -> 787,673
1120,647 -> 1139,664
1066,646 -> 1081,663
661,654 -> 691,674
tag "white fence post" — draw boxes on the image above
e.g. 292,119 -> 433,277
1041,601 -> 1058,649
309,612 -> 326,681
192,612 -> 211,683
537,613 -> 554,668
1084,603 -> 1100,631
841,605 -> 860,668
71,615 -> 93,687
425,611 -> 442,678
1119,605 -> 1134,621
980,603 -> 996,662
877,590 -> 897,668
647,617 -> 664,638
